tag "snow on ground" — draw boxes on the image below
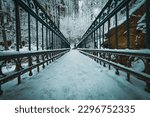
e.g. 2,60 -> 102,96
0,50 -> 150,100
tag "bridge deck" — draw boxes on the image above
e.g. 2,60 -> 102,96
0,50 -> 150,100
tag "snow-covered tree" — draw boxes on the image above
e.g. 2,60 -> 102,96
60,0 -> 108,43
0,0 -> 15,50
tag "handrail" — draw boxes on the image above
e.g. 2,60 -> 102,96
79,50 -> 150,79
78,48 -> 150,59
0,48 -> 70,95
0,49 -> 70,84
78,48 -> 150,91
0,48 -> 69,61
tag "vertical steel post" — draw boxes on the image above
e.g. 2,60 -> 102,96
56,35 -> 58,49
46,18 -> 48,49
35,5 -> 40,72
14,1 -> 20,51
146,0 -> 150,49
99,27 -> 101,49
49,30 -> 51,49
52,31 -> 54,49
53,33 -> 55,49
36,5 -> 39,50
28,13 -> 31,51
55,34 -> 57,49
107,4 -> 110,49
27,0 -> 31,51
42,21 -> 45,68
48,29 -> 49,49
108,19 -> 110,49
97,28 -> 99,49
126,3 -> 130,49
94,31 -> 96,48
46,27 -> 48,49
108,19 -> 111,70
14,1 -> 21,83
42,24 -> 44,50
27,1 -> 32,76
115,1 -> 118,49
102,24 -> 105,48
115,14 -> 118,49
36,21 -> 38,50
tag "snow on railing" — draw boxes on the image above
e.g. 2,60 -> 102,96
0,48 -> 70,95
78,48 -> 150,92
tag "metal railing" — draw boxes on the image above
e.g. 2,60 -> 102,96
77,0 -> 150,49
0,49 -> 70,95
0,0 -> 70,95
14,0 -> 70,50
78,48 -> 150,91
77,0 -> 150,92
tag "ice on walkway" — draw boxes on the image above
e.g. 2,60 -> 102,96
0,50 -> 150,100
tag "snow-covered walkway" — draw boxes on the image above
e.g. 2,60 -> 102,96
1,50 -> 150,100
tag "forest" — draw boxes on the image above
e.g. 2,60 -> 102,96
0,0 -> 146,50
0,0 -> 108,50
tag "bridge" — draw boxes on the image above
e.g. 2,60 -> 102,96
0,0 -> 150,100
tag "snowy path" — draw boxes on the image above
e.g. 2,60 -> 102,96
1,50 -> 150,100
